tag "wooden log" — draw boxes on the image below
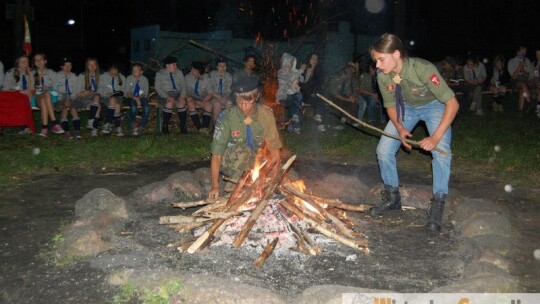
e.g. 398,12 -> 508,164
335,203 -> 372,212
171,198 -> 224,209
280,201 -> 368,252
232,155 -> 297,248
159,215 -> 212,225
169,222 -> 205,233
192,200 -> 227,216
282,184 -> 355,239
253,237 -> 279,268
287,220 -> 317,256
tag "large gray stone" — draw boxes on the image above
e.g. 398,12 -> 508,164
173,273 -> 286,304
166,171 -> 203,200
309,173 -> 370,203
132,180 -> 175,203
74,188 -> 128,220
468,234 -> 515,256
460,215 -> 513,238
294,285 -> 395,304
60,219 -> 112,257
452,199 -> 503,223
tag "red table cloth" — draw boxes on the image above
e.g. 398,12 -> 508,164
0,91 -> 35,133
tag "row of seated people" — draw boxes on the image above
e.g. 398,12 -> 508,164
438,46 -> 540,116
0,53 -> 262,138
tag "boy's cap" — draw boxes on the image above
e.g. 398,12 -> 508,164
231,76 -> 258,93
191,61 -> 205,73
163,56 -> 177,65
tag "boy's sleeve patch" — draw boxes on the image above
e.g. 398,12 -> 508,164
430,74 -> 441,86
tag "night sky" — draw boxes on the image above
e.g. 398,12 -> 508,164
1,0 -> 539,72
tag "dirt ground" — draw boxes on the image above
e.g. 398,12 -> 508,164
0,159 -> 538,303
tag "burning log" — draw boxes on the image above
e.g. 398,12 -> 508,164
233,156 -> 296,248
161,144 -> 370,265
253,237 -> 279,268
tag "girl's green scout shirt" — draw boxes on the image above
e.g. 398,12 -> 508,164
211,104 -> 282,155
377,57 -> 455,108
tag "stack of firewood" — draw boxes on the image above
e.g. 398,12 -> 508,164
160,148 -> 371,267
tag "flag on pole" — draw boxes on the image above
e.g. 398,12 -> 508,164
22,15 -> 32,56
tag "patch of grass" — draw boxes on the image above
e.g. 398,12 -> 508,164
1,94 -> 538,188
112,279 -> 182,304
0,132 -> 210,185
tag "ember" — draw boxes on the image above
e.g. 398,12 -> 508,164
161,145 -> 372,267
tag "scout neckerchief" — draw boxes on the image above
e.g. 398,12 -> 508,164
244,115 -> 254,150
169,72 -> 177,91
218,77 -> 223,95
40,75 -> 45,87
90,76 -> 97,92
133,80 -> 140,97
392,73 -> 405,122
65,77 -> 71,97
111,76 -> 116,92
22,74 -> 28,90
194,77 -> 200,97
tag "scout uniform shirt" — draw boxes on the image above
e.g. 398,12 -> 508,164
154,68 -> 187,99
75,73 -> 100,95
185,73 -> 211,100
124,75 -> 149,98
2,69 -> 35,91
99,72 -> 126,97
208,70 -> 233,97
377,57 -> 455,108
54,71 -> 78,100
211,104 -> 282,155
34,69 -> 56,90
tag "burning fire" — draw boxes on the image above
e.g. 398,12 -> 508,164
289,180 -> 306,193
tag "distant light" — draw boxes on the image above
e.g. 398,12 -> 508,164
483,58 -> 489,64
365,0 -> 385,14
409,40 -> 415,46
66,19 -> 76,25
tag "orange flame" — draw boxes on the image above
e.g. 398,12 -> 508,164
289,180 -> 306,193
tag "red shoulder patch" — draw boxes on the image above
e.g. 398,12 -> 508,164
430,74 -> 441,86
386,84 -> 395,91
231,130 -> 241,137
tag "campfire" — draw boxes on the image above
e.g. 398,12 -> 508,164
160,145 -> 371,267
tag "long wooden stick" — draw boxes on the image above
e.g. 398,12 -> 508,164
316,94 -> 450,155
232,155 -> 297,248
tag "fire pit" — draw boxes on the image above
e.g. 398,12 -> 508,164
160,145 -> 372,267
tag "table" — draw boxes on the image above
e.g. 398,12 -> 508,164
0,91 -> 36,133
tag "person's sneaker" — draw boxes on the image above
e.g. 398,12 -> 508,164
51,124 -> 65,134
102,123 -> 112,134
313,114 -> 322,122
132,128 -> 139,136
91,129 -> 98,137
475,109 -> 484,116
317,124 -> 326,132
73,130 -> 82,139
17,128 -> 31,135
340,117 -> 347,123
86,119 -> 95,130
115,127 -> 124,137
39,128 -> 49,137
469,102 -> 476,111
199,127 -> 210,135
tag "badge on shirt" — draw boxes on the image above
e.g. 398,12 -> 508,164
386,84 -> 395,91
430,74 -> 441,86
231,130 -> 241,137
